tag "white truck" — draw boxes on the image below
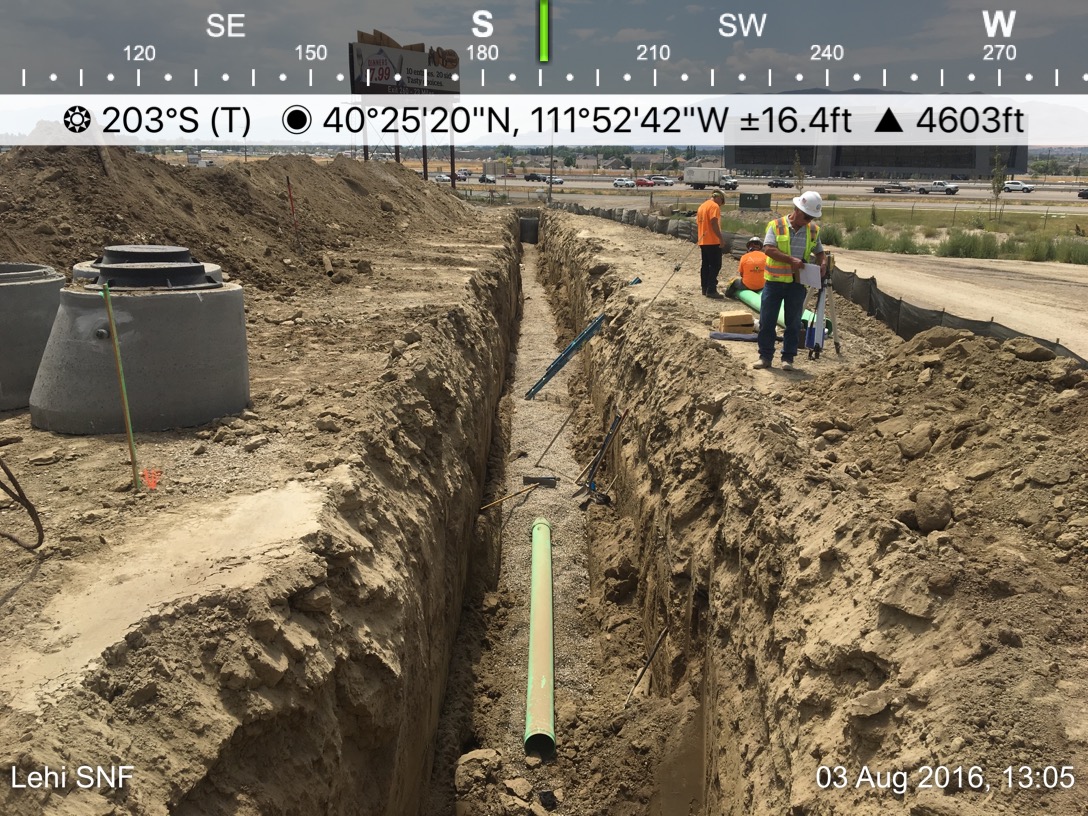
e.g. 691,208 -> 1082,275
917,180 -> 960,195
684,167 -> 727,190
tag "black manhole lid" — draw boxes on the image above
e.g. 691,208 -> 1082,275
100,245 -> 195,265
87,261 -> 221,290
0,263 -> 59,284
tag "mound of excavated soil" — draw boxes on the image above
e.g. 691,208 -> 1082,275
0,146 -> 478,291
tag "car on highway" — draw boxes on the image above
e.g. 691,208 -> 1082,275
524,172 -> 546,182
1079,189 -> 1088,199
1003,180 -> 1035,193
720,177 -> 740,190
545,176 -> 564,185
634,177 -> 655,187
768,178 -> 792,188
648,175 -> 675,186
479,174 -> 497,184
433,174 -> 451,183
613,178 -> 636,188
455,169 -> 471,180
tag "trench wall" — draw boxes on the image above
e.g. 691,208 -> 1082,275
175,217 -> 523,815
537,208 -> 798,812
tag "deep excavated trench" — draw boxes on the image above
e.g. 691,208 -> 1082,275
8,185 -> 1084,816
430,205 -> 1088,816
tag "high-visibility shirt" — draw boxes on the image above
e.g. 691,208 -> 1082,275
696,198 -> 722,246
738,250 -> 766,291
764,216 -> 819,283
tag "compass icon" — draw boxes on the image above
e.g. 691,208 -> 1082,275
63,105 -> 92,133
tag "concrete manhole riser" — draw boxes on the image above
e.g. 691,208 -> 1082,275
0,263 -> 65,411
72,244 -> 224,285
29,284 -> 250,434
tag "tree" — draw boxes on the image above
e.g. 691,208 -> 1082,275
792,151 -> 805,192
563,155 -> 575,168
990,147 -> 1008,218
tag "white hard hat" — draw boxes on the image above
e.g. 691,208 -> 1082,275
793,190 -> 823,218
747,235 -> 763,247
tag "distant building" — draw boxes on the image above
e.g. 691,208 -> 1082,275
725,145 -> 1028,179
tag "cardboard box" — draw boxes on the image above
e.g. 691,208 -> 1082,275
718,310 -> 755,333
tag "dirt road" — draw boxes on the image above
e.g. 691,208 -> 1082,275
835,250 -> 1088,359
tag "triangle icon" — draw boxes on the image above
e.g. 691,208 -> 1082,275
875,108 -> 903,133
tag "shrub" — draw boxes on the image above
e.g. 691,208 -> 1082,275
819,224 -> 844,246
1021,236 -> 1055,262
937,230 -> 1000,258
921,225 -> 939,239
937,230 -> 975,258
1054,238 -> 1088,265
889,229 -> 928,255
845,226 -> 889,251
999,236 -> 1023,257
870,203 -> 881,226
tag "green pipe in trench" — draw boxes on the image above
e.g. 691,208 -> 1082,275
524,517 -> 555,755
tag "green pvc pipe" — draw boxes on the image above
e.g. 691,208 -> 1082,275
735,286 -> 833,335
524,517 -> 555,755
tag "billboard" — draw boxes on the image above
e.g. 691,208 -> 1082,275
349,40 -> 460,95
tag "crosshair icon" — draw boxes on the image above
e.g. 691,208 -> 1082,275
63,105 -> 92,133
282,105 -> 311,134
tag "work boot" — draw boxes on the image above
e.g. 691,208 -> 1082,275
705,290 -> 724,299
782,360 -> 796,371
752,358 -> 772,369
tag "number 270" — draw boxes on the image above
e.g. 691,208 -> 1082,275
984,44 -> 1016,60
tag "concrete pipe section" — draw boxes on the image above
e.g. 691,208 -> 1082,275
0,263 -> 64,410
30,246 -> 248,434
72,244 -> 223,285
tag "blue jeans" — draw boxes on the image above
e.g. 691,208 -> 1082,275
757,280 -> 808,362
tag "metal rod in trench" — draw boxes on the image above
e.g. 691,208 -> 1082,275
623,625 -> 669,708
480,483 -> 538,511
101,284 -> 141,492
534,403 -> 578,468
648,239 -> 698,307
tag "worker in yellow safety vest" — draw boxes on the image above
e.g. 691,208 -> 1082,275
753,190 -> 826,372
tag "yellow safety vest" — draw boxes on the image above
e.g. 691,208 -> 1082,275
764,217 -> 819,283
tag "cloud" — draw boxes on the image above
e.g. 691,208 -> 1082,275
611,28 -> 665,43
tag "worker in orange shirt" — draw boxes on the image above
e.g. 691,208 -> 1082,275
737,236 -> 767,291
695,190 -> 727,298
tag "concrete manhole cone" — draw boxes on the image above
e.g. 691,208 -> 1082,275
30,247 -> 249,434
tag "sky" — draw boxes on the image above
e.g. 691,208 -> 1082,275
3,0 -> 1088,96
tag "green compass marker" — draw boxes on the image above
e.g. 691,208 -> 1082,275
538,0 -> 550,62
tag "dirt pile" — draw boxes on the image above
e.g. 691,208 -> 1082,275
532,209 -> 1088,814
0,146 -> 477,291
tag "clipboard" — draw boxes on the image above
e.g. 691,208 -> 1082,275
799,263 -> 822,288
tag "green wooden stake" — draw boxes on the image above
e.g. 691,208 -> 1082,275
101,284 -> 140,491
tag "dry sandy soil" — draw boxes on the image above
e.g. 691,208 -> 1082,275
0,148 -> 1087,816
